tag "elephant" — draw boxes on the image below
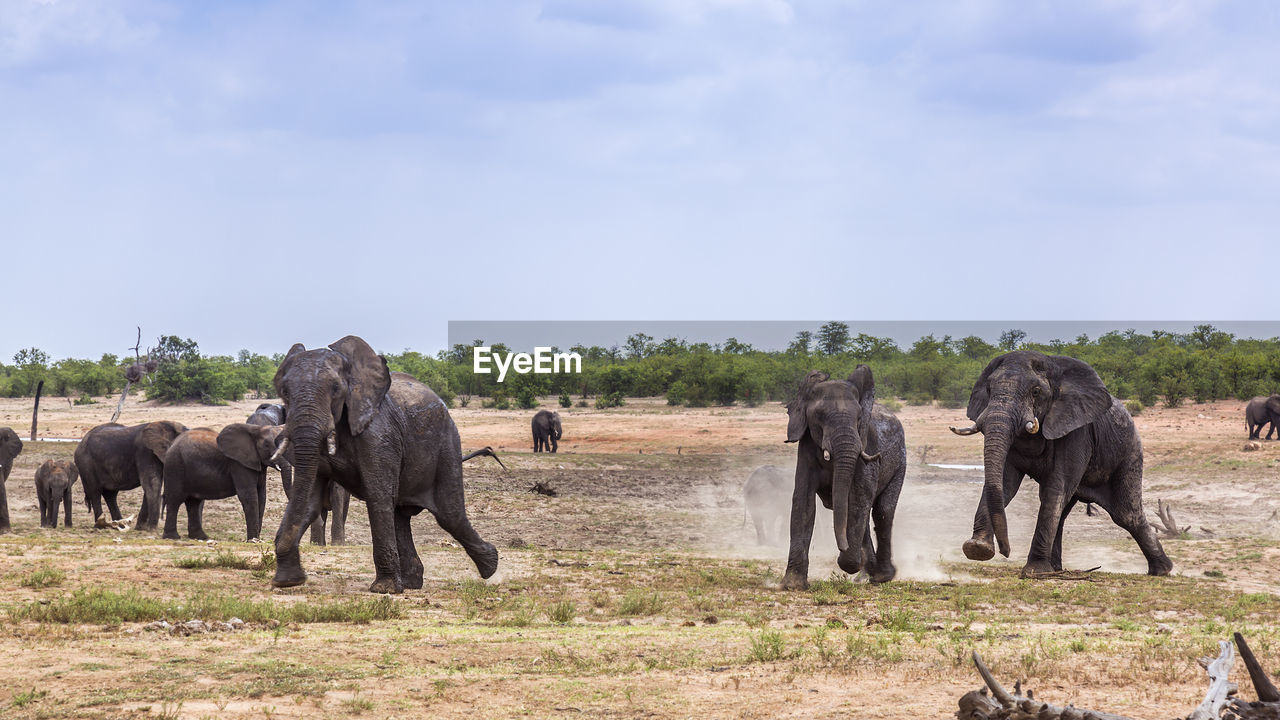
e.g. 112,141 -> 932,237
782,366 -> 906,589
162,424 -> 284,541
949,350 -> 1172,577
531,410 -> 562,453
246,402 -> 349,545
743,465 -> 791,545
35,459 -> 78,528
74,420 -> 188,531
1245,395 -> 1280,440
270,335 -> 498,593
0,427 -> 22,534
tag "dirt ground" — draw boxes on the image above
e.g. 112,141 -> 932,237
0,393 -> 1278,719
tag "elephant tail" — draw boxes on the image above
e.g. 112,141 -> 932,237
462,446 -> 507,470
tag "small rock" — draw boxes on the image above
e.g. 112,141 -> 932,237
228,617 -> 245,630
143,620 -> 172,632
1156,623 -> 1174,634
1243,442 -> 1262,452
266,619 -> 281,630
682,620 -> 695,627
703,615 -> 719,625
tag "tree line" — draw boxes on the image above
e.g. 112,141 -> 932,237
1,324 -> 1276,411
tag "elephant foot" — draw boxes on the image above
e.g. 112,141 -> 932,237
190,532 -> 210,542
963,538 -> 995,561
1019,559 -> 1056,578
779,569 -> 808,591
836,551 -> 863,576
162,530 -> 180,540
272,566 -> 308,588
470,543 -> 499,580
1148,556 -> 1173,576
868,563 -> 897,585
402,559 -> 424,590
369,575 -> 403,594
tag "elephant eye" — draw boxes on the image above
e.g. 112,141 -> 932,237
1031,386 -> 1040,396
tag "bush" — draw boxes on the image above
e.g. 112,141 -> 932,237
515,387 -> 539,409
1125,399 -> 1144,416
595,392 -> 625,409
558,393 -> 571,408
906,392 -> 933,406
879,396 -> 902,413
74,393 -> 96,405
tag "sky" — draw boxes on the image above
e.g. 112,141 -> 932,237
3,0 -> 1279,359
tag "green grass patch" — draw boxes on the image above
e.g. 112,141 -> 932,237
617,590 -> 665,616
9,588 -> 404,625
20,565 -> 66,588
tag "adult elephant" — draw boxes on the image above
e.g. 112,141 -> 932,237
162,424 -> 283,541
35,459 -> 78,528
246,402 -> 348,545
1245,395 -> 1280,440
0,427 -> 22,534
531,410 -> 562,453
270,336 -> 498,593
75,421 -> 188,531
743,465 -> 790,546
949,351 -> 1172,577
782,367 -> 906,589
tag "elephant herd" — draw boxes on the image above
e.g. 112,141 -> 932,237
0,339 -> 1208,593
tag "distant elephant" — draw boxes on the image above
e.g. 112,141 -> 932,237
246,402 -> 348,544
162,424 -> 283,541
949,351 -> 1171,577
74,421 -> 188,531
270,336 -> 498,593
0,427 -> 22,533
743,465 -> 791,545
35,459 -> 78,528
1245,395 -> 1280,440
782,366 -> 906,588
531,410 -> 562,453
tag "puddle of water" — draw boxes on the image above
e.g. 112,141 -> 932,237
30,437 -> 79,443
929,463 -> 983,471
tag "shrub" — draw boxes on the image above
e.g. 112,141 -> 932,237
879,397 -> 902,413
74,393 -> 96,405
547,601 -> 575,624
558,393 -> 572,408
906,392 -> 933,406
595,392 -> 625,409
1125,399 -> 1144,416
748,630 -> 787,662
515,387 -> 539,409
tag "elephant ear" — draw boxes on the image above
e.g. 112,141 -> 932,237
273,343 -> 307,396
1,428 -> 22,461
1043,355 -> 1113,440
218,423 -> 274,471
966,354 -> 1007,422
329,335 -> 391,436
847,364 -> 876,422
1267,395 -> 1280,416
138,422 -> 184,460
786,371 -> 829,443
66,461 -> 79,485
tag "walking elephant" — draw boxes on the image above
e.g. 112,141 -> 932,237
270,335 -> 498,593
782,366 -> 906,589
162,424 -> 284,541
1245,395 -> 1280,440
246,402 -> 349,544
743,465 -> 791,546
0,427 -> 22,533
35,459 -> 77,528
949,351 -> 1172,577
74,421 -> 188,531
531,410 -> 562,453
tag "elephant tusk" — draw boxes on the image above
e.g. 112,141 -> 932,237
861,451 -> 880,462
822,450 -> 830,462
326,431 -> 337,456
270,437 -> 290,464
949,424 -> 980,436
1026,418 -> 1040,435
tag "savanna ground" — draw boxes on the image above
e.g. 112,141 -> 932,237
1,394 -> 1279,719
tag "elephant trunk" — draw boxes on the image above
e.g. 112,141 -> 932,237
829,433 -> 862,558
965,412 -> 1014,561
272,398 -> 331,587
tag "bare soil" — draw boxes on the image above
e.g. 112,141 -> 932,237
0,394 -> 1277,719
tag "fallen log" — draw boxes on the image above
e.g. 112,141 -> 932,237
958,635 -> 1280,720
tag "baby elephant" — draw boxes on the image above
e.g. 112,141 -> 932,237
531,410 -> 562,453
35,459 -> 78,528
743,465 -> 791,545
162,424 -> 283,541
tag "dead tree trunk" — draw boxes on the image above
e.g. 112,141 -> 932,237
958,651 -> 1136,720
30,380 -> 42,441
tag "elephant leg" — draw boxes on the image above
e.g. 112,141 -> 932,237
1102,460 -> 1172,576
550,436 -> 557,453
38,494 -> 49,528
429,459 -> 498,580
63,488 -> 73,527
366,502 -> 403,594
162,496 -> 182,540
310,507 -> 328,546
1025,474 -> 1077,575
103,491 -> 123,522
1050,497 -> 1079,572
329,486 -> 349,546
867,495 -> 901,584
187,500 -> 209,541
395,509 -> 424,590
781,453 -> 818,590
236,482 -> 261,541
272,477 -> 323,587
751,512 -> 768,545
138,473 -> 162,532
